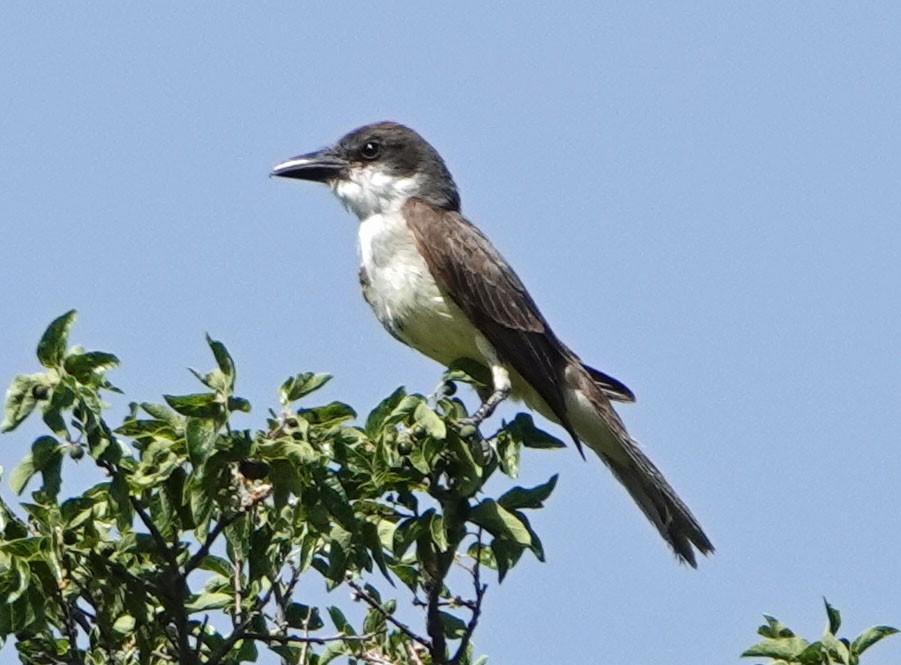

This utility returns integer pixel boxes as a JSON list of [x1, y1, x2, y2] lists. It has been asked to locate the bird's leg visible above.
[[459, 363, 511, 428]]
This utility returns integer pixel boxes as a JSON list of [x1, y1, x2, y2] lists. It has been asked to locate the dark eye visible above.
[[360, 140, 381, 160]]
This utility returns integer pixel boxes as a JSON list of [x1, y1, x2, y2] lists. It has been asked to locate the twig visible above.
[[450, 531, 487, 665], [242, 631, 377, 645], [184, 510, 245, 575], [347, 579, 432, 650], [56, 586, 84, 665], [129, 496, 179, 567], [206, 581, 278, 665], [193, 615, 210, 663]]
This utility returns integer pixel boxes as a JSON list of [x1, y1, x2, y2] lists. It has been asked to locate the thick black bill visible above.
[[270, 148, 347, 182]]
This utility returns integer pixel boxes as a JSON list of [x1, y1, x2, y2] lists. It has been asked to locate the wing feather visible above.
[[404, 198, 577, 435]]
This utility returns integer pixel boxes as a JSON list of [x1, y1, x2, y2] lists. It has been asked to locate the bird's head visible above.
[[272, 122, 460, 219]]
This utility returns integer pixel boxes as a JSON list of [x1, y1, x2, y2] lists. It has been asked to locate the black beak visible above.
[[270, 147, 348, 182]]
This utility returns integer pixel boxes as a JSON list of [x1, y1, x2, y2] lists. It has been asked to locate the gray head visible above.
[[271, 122, 460, 218]]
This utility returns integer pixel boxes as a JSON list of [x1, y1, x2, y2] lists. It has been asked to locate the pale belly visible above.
[[358, 212, 484, 368], [356, 211, 560, 423]]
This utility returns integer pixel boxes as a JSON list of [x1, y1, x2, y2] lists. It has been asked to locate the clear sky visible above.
[[2, 4, 900, 663]]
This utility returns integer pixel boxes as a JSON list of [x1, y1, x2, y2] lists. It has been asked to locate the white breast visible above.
[[357, 211, 482, 365]]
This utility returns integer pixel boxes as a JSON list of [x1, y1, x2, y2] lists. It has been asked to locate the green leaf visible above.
[[298, 401, 356, 426], [227, 397, 251, 413], [389, 562, 419, 593], [4, 558, 32, 605], [9, 436, 62, 496], [495, 429, 521, 478], [365, 386, 407, 436], [1, 373, 45, 432], [469, 499, 532, 547], [325, 525, 353, 583], [328, 606, 351, 634], [163, 392, 223, 418], [280, 372, 332, 404], [141, 401, 182, 426], [189, 367, 230, 393], [111, 614, 136, 635], [445, 431, 483, 497], [37, 310, 77, 369], [439, 611, 467, 639], [491, 538, 524, 582], [467, 538, 494, 564], [319, 640, 348, 665], [851, 626, 899, 656], [285, 603, 323, 630], [185, 592, 233, 612], [186, 418, 218, 468], [820, 632, 850, 665], [429, 512, 448, 552], [444, 358, 491, 389], [759, 614, 796, 638], [413, 402, 446, 440], [115, 418, 178, 440], [824, 597, 841, 635], [206, 334, 236, 391], [498, 475, 558, 511], [741, 637, 810, 660], [63, 351, 119, 383], [393, 516, 427, 558], [0, 537, 47, 559], [361, 521, 392, 581], [506, 413, 566, 449], [195, 554, 233, 579], [514, 510, 546, 561]]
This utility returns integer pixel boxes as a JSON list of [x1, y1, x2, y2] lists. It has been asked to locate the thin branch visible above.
[[192, 615, 210, 663], [184, 481, 272, 576], [129, 495, 180, 567], [450, 530, 487, 665], [206, 580, 278, 665], [184, 510, 246, 575], [347, 579, 432, 650], [242, 631, 377, 645], [55, 586, 84, 665]]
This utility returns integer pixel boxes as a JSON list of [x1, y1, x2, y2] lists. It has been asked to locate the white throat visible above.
[[330, 166, 424, 220]]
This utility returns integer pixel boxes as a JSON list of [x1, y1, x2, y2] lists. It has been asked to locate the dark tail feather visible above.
[[598, 441, 714, 567], [600, 441, 713, 568]]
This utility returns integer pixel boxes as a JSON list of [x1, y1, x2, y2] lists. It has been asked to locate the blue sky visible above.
[[2, 4, 900, 663]]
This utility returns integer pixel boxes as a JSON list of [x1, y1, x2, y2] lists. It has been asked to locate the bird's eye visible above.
[[360, 140, 381, 160]]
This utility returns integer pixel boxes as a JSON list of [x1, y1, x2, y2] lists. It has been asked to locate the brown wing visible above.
[[404, 198, 583, 439]]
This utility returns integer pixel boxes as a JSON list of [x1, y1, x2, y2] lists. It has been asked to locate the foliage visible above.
[[742, 599, 897, 665], [0, 311, 566, 665]]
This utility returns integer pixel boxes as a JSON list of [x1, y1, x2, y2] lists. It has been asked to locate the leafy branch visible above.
[[0, 311, 564, 664], [742, 599, 897, 665]]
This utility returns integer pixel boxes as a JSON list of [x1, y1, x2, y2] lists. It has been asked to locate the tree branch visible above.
[[206, 580, 278, 665], [450, 533, 487, 664], [242, 631, 377, 645], [184, 509, 246, 575], [347, 579, 432, 651]]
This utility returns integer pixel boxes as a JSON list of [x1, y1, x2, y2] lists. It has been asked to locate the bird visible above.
[[271, 122, 713, 566]]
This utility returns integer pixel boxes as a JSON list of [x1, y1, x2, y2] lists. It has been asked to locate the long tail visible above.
[[594, 438, 713, 567], [563, 364, 714, 567]]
